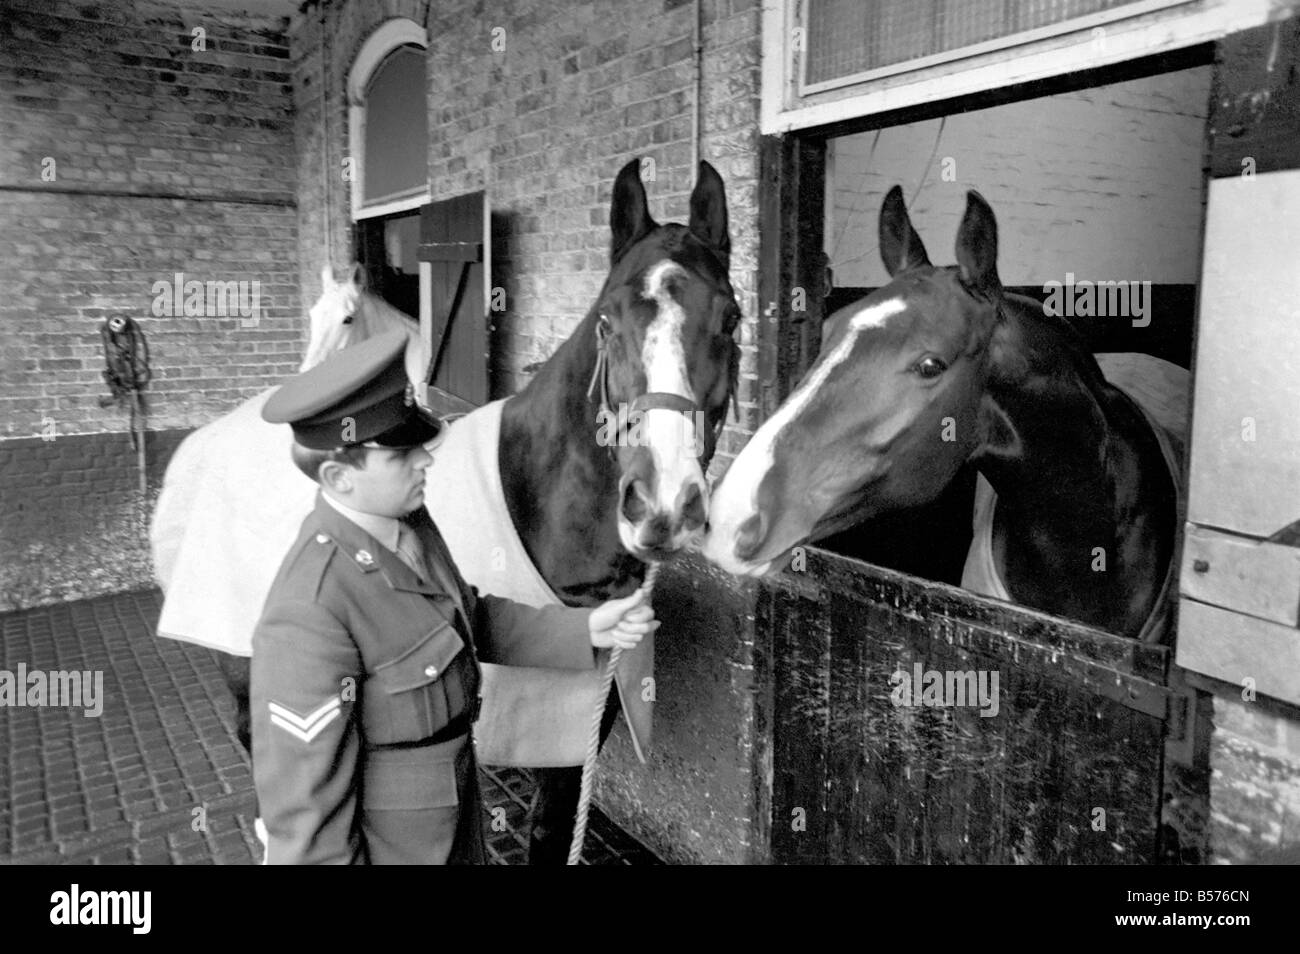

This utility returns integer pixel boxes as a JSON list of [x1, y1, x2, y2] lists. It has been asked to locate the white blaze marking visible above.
[[631, 261, 706, 537], [704, 297, 906, 573], [641, 261, 693, 407]]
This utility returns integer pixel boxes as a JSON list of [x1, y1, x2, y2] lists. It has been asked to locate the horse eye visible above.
[[722, 307, 741, 334], [915, 356, 947, 379], [598, 313, 612, 333]]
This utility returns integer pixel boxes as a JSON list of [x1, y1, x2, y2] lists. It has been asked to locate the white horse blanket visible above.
[[961, 353, 1189, 642], [425, 399, 653, 766], [152, 389, 315, 656]]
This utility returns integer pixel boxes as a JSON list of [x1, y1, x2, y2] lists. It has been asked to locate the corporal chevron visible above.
[[268, 697, 342, 743]]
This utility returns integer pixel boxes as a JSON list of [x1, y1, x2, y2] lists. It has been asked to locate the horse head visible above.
[[302, 264, 366, 371], [303, 263, 424, 386], [705, 186, 1014, 576], [591, 158, 740, 561]]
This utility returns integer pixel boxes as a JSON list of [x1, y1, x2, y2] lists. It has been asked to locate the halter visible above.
[[586, 314, 738, 460]]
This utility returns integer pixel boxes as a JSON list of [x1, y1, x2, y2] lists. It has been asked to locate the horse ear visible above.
[[689, 160, 730, 267], [347, 262, 366, 289], [610, 158, 657, 262], [955, 190, 1001, 294], [879, 186, 931, 276], [402, 328, 424, 391], [321, 265, 335, 288]]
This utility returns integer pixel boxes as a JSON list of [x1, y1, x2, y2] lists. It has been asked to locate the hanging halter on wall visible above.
[[99, 314, 151, 496]]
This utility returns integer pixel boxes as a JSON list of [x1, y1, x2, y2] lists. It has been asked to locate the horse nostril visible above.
[[621, 476, 650, 525], [636, 515, 672, 550], [734, 510, 768, 562], [680, 482, 706, 531]]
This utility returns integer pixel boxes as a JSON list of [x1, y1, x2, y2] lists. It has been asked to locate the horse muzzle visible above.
[[617, 466, 708, 559]]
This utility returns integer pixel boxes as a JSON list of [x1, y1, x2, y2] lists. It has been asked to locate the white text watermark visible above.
[[595, 404, 706, 458], [1042, 273, 1151, 327], [0, 665, 103, 717], [50, 885, 150, 934], [152, 272, 261, 325], [890, 662, 1000, 718]]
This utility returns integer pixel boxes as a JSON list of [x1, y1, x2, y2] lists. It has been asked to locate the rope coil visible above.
[[567, 561, 659, 865]]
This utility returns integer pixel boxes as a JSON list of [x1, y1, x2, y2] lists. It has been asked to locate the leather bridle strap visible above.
[[585, 316, 734, 458], [631, 392, 696, 415]]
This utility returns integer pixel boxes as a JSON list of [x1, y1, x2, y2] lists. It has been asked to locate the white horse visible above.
[[150, 265, 420, 657]]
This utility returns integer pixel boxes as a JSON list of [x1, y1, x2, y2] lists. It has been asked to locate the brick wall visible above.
[[290, 0, 763, 861], [0, 0, 302, 605], [0, 430, 190, 612], [1207, 695, 1300, 863]]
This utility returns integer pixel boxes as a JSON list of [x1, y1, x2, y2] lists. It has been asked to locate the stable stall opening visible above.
[[752, 46, 1215, 864], [810, 53, 1209, 637]]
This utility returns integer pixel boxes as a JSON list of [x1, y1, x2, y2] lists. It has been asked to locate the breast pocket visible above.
[[364, 622, 466, 745]]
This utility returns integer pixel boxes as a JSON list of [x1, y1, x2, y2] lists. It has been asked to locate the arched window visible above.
[[345, 19, 488, 414], [348, 18, 429, 219], [347, 19, 428, 323]]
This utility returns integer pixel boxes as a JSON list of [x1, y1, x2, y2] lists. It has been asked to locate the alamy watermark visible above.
[[595, 403, 707, 458], [0, 664, 103, 717], [890, 661, 1000, 718], [152, 271, 262, 325], [50, 884, 150, 934], [1042, 273, 1151, 328]]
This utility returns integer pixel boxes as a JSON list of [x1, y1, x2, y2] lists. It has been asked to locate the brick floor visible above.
[[0, 589, 659, 865]]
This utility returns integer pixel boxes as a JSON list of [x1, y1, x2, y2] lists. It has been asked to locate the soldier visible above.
[[252, 329, 656, 864]]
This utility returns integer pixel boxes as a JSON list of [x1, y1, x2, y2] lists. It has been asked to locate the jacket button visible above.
[[424, 664, 438, 678], [315, 534, 329, 544]]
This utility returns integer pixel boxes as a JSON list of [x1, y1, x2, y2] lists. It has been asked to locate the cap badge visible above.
[[403, 382, 415, 407], [355, 549, 374, 566]]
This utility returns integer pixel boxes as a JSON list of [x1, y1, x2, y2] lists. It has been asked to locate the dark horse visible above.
[[704, 186, 1178, 641], [495, 159, 738, 860], [502, 160, 739, 597]]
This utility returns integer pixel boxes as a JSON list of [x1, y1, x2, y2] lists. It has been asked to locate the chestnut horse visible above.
[[704, 186, 1180, 642]]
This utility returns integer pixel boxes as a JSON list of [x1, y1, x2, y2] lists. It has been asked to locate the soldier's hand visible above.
[[589, 587, 659, 650]]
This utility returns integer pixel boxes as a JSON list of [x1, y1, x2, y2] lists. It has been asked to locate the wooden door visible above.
[[760, 550, 1176, 864], [418, 190, 490, 414]]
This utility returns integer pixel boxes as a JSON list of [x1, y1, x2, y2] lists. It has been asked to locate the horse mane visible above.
[[1000, 289, 1110, 392]]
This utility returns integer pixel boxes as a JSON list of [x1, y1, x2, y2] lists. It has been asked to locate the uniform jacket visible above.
[[251, 491, 596, 865]]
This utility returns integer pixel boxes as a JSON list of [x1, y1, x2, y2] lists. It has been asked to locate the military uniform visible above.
[[252, 330, 597, 864]]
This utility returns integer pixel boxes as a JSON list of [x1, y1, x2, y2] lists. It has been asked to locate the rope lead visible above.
[[566, 561, 659, 865]]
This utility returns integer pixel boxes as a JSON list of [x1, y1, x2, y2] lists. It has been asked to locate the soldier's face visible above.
[[345, 445, 432, 517]]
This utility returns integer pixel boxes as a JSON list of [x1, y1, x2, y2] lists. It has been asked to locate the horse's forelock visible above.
[[611, 224, 730, 290], [664, 224, 730, 284]]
